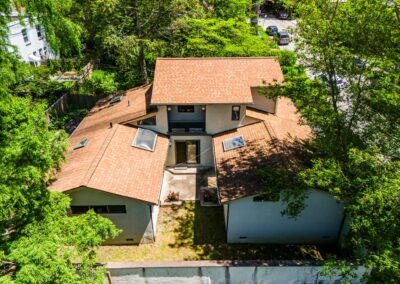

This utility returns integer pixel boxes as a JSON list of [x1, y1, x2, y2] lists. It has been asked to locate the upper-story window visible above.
[[36, 26, 43, 39], [231, 106, 241, 120], [178, 105, 195, 113], [21, 29, 30, 44], [138, 116, 156, 126]]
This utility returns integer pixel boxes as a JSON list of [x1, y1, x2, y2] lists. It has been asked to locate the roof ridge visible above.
[[211, 121, 265, 137], [81, 124, 120, 187]]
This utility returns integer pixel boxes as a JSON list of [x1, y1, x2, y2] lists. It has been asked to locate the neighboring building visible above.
[[50, 57, 344, 245], [7, 11, 56, 66]]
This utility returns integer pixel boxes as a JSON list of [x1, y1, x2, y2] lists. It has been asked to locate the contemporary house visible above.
[[7, 11, 56, 66], [50, 57, 345, 245]]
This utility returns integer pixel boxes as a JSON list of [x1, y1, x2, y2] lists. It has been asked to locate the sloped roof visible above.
[[213, 97, 312, 203], [151, 57, 285, 105], [49, 85, 168, 204]]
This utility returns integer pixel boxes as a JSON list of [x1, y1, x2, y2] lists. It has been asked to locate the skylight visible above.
[[73, 138, 88, 150], [132, 128, 158, 152], [110, 95, 122, 104], [222, 136, 245, 152]]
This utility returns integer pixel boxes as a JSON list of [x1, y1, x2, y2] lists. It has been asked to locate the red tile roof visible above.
[[213, 97, 312, 203], [151, 57, 285, 105], [49, 85, 168, 204]]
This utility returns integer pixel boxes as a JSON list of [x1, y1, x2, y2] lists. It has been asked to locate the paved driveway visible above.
[[258, 15, 297, 51]]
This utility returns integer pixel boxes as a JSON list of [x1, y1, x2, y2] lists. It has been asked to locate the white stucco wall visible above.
[[250, 88, 277, 113], [226, 190, 344, 244], [107, 263, 368, 284], [68, 187, 155, 245], [155, 106, 169, 134], [205, 104, 247, 134], [166, 135, 214, 167], [7, 17, 56, 64]]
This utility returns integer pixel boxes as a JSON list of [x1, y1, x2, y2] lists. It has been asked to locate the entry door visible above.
[[175, 141, 200, 165], [176, 141, 187, 164]]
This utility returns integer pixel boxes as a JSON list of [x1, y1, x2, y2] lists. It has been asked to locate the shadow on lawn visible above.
[[170, 202, 337, 261]]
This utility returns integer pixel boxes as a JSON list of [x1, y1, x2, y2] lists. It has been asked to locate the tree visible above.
[[0, 95, 119, 283], [267, 0, 400, 281], [0, 2, 120, 282]]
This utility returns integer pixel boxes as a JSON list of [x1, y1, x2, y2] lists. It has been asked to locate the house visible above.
[[7, 11, 56, 66], [50, 57, 344, 245]]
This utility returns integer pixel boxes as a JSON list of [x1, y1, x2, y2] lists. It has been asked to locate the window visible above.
[[231, 106, 241, 120], [70, 205, 126, 214], [70, 206, 89, 214], [21, 28, 29, 44], [108, 205, 127, 213], [36, 26, 43, 39], [253, 194, 279, 202], [73, 138, 88, 150], [132, 128, 158, 152], [110, 95, 122, 104], [178, 105, 195, 112], [222, 136, 245, 152], [138, 116, 156, 126]]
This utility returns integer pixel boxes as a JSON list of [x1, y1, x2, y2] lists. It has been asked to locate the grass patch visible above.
[[98, 201, 336, 262]]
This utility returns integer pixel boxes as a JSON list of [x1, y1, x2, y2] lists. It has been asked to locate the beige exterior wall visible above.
[[250, 88, 277, 113], [68, 187, 155, 245], [205, 104, 247, 134], [155, 106, 169, 134], [166, 135, 214, 167]]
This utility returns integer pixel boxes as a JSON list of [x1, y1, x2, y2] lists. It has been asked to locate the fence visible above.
[[105, 261, 368, 284]]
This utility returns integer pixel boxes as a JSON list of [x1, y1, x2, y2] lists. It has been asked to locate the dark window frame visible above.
[[138, 116, 156, 126], [70, 205, 127, 215], [178, 105, 195, 113], [253, 194, 279, 202], [231, 105, 241, 121], [21, 28, 29, 43]]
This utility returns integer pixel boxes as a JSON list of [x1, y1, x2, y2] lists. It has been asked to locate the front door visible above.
[[175, 141, 200, 165]]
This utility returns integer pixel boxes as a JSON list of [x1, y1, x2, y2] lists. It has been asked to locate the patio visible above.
[[98, 202, 338, 262], [160, 167, 217, 203]]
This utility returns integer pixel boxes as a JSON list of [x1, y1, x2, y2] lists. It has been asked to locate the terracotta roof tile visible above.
[[49, 85, 168, 204], [151, 57, 284, 105], [213, 97, 312, 203]]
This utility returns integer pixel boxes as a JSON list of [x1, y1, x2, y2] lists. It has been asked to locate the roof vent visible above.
[[73, 138, 88, 150], [132, 128, 158, 152], [222, 136, 245, 152]]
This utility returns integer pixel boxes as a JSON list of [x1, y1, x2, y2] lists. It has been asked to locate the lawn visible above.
[[97, 202, 337, 262]]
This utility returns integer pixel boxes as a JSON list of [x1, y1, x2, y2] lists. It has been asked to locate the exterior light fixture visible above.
[[167, 106, 172, 111], [201, 106, 206, 111]]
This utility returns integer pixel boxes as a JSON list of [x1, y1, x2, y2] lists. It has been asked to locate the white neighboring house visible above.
[[7, 11, 56, 66]]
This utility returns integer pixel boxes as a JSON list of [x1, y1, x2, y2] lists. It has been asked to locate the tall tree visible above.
[[265, 0, 400, 281], [0, 2, 120, 283]]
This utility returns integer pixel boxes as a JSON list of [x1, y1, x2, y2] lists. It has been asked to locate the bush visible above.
[[78, 70, 119, 97]]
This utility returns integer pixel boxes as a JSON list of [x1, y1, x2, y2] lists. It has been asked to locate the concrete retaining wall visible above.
[[106, 261, 367, 284]]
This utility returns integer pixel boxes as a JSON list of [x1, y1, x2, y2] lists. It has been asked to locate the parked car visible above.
[[274, 32, 291, 45], [353, 58, 366, 68], [277, 10, 289, 19], [266, 25, 278, 36]]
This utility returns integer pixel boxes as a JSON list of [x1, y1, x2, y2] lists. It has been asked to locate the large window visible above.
[[138, 116, 156, 126], [21, 29, 29, 44], [70, 205, 127, 214], [231, 106, 241, 120], [178, 105, 195, 113], [253, 194, 279, 202]]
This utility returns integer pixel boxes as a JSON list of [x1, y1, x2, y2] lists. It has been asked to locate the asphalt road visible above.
[[258, 15, 297, 51]]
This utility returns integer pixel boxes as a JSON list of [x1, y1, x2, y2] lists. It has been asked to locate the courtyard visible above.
[[98, 202, 337, 262]]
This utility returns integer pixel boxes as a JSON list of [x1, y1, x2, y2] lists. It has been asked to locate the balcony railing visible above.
[[168, 121, 205, 134]]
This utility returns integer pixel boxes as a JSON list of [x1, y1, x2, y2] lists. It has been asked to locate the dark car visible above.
[[275, 32, 291, 45], [266, 25, 278, 36], [277, 10, 289, 19]]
